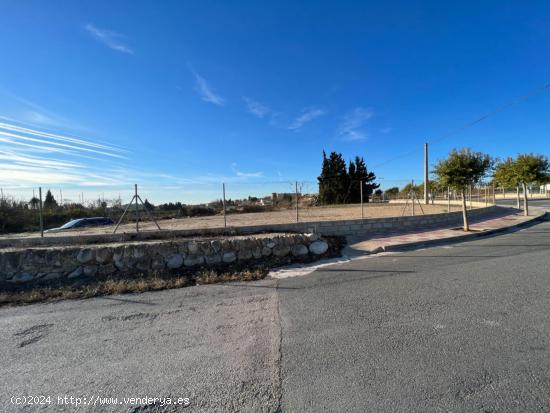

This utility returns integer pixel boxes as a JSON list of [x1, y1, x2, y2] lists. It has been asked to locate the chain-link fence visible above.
[[4, 177, 539, 237]]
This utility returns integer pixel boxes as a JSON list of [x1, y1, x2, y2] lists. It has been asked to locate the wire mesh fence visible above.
[[0, 179, 547, 236]]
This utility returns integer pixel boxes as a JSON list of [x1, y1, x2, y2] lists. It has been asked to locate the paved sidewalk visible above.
[[347, 209, 546, 255]]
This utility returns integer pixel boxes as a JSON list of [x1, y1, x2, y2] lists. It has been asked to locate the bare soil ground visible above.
[[2, 203, 450, 240]]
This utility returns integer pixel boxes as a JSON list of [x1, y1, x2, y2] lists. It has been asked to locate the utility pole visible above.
[[424, 142, 429, 205]]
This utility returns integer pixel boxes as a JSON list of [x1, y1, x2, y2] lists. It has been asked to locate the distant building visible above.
[[272, 192, 301, 201]]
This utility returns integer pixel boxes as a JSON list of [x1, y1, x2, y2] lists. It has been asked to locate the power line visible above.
[[372, 81, 550, 168]]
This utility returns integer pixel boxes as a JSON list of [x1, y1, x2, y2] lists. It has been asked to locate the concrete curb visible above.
[[356, 211, 548, 255]]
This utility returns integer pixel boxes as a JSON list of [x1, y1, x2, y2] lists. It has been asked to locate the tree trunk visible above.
[[522, 182, 529, 216], [461, 189, 469, 231], [516, 186, 520, 209]]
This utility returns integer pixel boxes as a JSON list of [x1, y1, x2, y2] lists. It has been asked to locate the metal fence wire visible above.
[[0, 179, 547, 236]]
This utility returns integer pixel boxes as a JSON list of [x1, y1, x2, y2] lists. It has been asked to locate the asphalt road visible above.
[[496, 197, 550, 209], [1, 215, 550, 412]]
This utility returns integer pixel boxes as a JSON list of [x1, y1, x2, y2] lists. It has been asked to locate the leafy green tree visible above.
[[43, 190, 57, 209], [29, 196, 40, 209], [494, 157, 521, 209], [433, 148, 493, 231], [384, 187, 399, 198], [427, 178, 445, 203], [400, 182, 422, 197], [513, 154, 550, 216]]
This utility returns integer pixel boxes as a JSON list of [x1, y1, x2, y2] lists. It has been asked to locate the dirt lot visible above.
[[2, 202, 450, 240]]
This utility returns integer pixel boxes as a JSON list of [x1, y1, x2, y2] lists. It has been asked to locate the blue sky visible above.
[[1, 1, 550, 203]]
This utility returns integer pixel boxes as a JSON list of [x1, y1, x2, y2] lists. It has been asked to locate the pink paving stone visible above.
[[348, 210, 541, 254]]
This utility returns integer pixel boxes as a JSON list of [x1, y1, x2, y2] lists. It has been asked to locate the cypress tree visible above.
[[43, 190, 57, 209]]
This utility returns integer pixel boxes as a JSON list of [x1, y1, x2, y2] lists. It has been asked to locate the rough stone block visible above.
[[9, 272, 34, 283], [272, 245, 291, 257], [309, 241, 329, 255], [83, 265, 98, 277], [184, 255, 204, 267], [222, 251, 237, 263], [95, 248, 113, 264], [166, 254, 184, 269], [68, 267, 83, 279], [187, 241, 199, 254], [205, 254, 222, 265], [291, 244, 308, 256], [238, 249, 253, 260], [76, 248, 95, 264]]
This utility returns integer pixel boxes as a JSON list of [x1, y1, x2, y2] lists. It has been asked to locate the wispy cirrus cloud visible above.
[[0, 119, 130, 188], [231, 162, 263, 178], [84, 23, 134, 55], [243, 97, 271, 118], [192, 72, 225, 106], [288, 108, 325, 130], [338, 107, 374, 141]]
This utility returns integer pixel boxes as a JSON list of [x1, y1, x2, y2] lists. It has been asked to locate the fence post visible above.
[[295, 181, 299, 223], [447, 187, 451, 212], [39, 187, 44, 238], [360, 180, 364, 220], [135, 184, 139, 233], [411, 180, 415, 216], [493, 182, 496, 205], [222, 183, 227, 228]]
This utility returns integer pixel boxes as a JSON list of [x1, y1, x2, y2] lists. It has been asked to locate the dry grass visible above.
[[195, 268, 268, 285], [4, 203, 450, 240], [0, 268, 269, 307]]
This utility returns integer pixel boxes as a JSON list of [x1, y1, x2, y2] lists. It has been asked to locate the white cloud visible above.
[[0, 120, 131, 188], [193, 72, 225, 106], [0, 130, 126, 159], [84, 23, 134, 54], [231, 162, 263, 178], [338, 107, 374, 141], [288, 108, 325, 130], [243, 97, 271, 118], [236, 171, 263, 178]]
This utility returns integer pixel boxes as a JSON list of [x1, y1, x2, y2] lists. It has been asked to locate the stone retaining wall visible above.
[[1, 233, 332, 284]]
